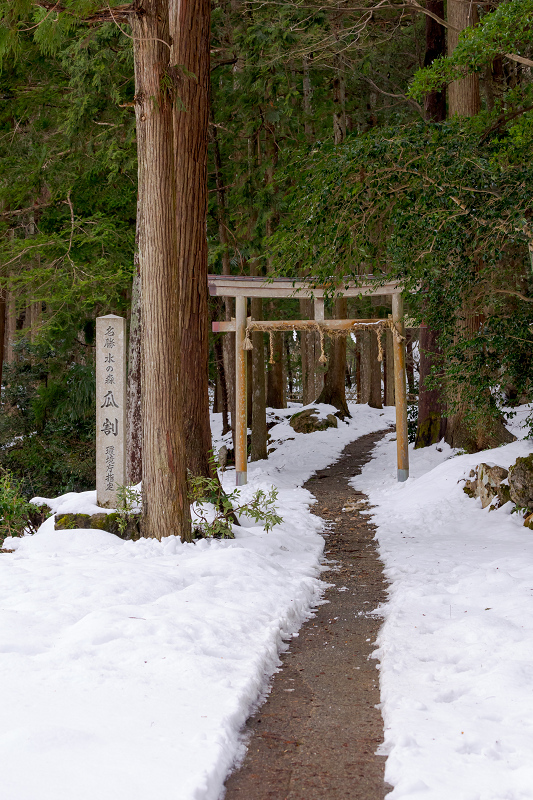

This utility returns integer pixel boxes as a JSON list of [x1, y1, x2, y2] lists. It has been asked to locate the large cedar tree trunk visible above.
[[444, 0, 512, 452], [415, 0, 448, 446], [169, 0, 215, 479], [316, 298, 350, 417], [447, 0, 480, 117], [126, 222, 142, 485], [132, 0, 190, 541]]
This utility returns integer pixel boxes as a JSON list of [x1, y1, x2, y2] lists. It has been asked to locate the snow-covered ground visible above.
[[353, 406, 533, 800], [2, 401, 533, 800], [0, 402, 393, 800]]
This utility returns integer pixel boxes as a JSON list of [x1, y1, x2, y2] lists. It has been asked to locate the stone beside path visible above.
[[223, 429, 393, 800]]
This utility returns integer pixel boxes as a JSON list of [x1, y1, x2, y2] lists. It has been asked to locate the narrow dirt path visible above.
[[223, 429, 393, 800]]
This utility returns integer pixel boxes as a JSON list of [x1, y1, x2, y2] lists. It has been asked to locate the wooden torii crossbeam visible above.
[[209, 275, 409, 486]]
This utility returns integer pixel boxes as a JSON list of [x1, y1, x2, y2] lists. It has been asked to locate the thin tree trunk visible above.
[[4, 288, 15, 364], [0, 289, 6, 390], [316, 297, 350, 417], [384, 329, 395, 406], [303, 55, 314, 141], [406, 332, 415, 396], [132, 0, 190, 541], [368, 326, 383, 409], [359, 330, 370, 404], [333, 53, 346, 145], [169, 0, 215, 481], [126, 216, 142, 486], [355, 346, 362, 402], [209, 95, 235, 426], [213, 334, 230, 434], [300, 298, 316, 404], [415, 325, 447, 447], [424, 0, 446, 121], [264, 123, 285, 409], [266, 313, 285, 408], [286, 335, 294, 399], [250, 295, 268, 461]]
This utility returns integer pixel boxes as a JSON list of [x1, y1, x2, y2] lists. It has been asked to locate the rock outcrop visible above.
[[289, 408, 338, 434], [463, 463, 510, 509], [508, 454, 533, 509]]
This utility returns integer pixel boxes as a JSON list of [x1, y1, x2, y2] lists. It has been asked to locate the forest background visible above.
[[0, 0, 532, 511]]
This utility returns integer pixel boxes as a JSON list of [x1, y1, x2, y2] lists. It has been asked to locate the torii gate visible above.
[[209, 275, 409, 486]]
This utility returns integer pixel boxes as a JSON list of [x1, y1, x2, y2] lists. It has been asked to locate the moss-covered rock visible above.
[[55, 513, 92, 530], [55, 511, 141, 540]]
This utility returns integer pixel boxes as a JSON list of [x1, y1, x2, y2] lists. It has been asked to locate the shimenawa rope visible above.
[[242, 319, 405, 365]]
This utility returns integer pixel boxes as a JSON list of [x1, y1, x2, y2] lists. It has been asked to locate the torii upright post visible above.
[[235, 295, 248, 485], [392, 293, 409, 481]]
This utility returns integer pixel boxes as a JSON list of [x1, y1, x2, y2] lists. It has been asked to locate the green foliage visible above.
[[411, 0, 533, 99], [0, 347, 96, 497], [0, 468, 49, 543], [189, 456, 282, 539], [115, 484, 141, 536], [267, 114, 533, 431]]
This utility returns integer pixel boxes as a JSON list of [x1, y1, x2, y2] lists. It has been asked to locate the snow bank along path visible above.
[[0, 403, 394, 800], [354, 411, 533, 800]]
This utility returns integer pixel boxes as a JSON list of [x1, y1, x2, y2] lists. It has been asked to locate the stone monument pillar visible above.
[[96, 314, 126, 507]]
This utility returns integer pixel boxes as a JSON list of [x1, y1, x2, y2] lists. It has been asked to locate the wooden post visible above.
[[235, 295, 248, 485], [392, 294, 409, 482], [96, 314, 126, 506]]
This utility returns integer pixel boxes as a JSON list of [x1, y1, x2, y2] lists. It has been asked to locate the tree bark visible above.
[[303, 55, 314, 141], [0, 289, 6, 390], [368, 325, 383, 409], [359, 330, 370, 404], [316, 297, 350, 417], [250, 295, 268, 461], [300, 298, 316, 404], [213, 334, 230, 433], [169, 0, 215, 480], [4, 288, 15, 364], [415, 325, 447, 448], [447, 0, 480, 117], [209, 95, 235, 428], [384, 329, 395, 406], [424, 0, 446, 121], [266, 311, 285, 408], [126, 218, 142, 486], [406, 332, 415, 396], [132, 0, 190, 541], [416, 0, 448, 446]]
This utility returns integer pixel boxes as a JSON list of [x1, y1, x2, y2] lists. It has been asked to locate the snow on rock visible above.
[[353, 415, 533, 800], [0, 403, 393, 800]]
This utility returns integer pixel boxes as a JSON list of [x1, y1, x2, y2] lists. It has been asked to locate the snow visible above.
[[0, 402, 393, 800], [352, 405, 533, 800], [4, 398, 533, 799]]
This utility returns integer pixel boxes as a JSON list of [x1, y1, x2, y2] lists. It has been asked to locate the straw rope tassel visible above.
[[243, 327, 253, 350], [269, 331, 275, 364], [318, 327, 327, 364]]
